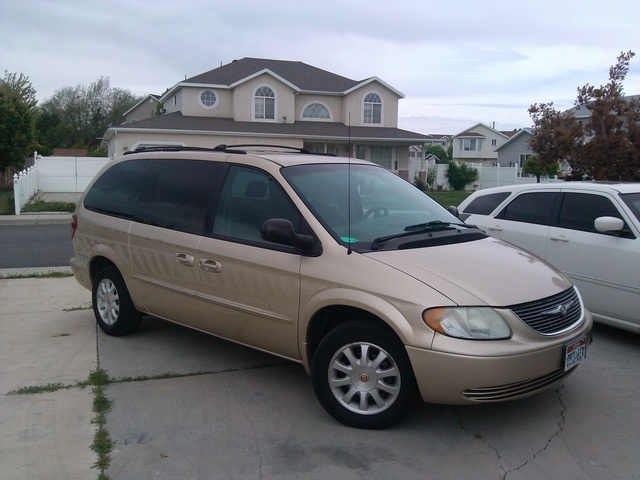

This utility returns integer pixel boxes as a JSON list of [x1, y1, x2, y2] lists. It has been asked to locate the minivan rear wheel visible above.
[[92, 266, 142, 336], [311, 320, 416, 429]]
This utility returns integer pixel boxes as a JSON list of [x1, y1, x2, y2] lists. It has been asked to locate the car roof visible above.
[[470, 181, 640, 196]]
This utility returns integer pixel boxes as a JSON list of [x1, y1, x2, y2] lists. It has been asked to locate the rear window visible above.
[[463, 191, 511, 215], [84, 160, 151, 219]]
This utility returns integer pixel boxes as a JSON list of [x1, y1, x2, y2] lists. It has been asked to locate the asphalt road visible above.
[[0, 224, 74, 268]]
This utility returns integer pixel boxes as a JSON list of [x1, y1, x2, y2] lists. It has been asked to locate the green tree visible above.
[[522, 154, 559, 182], [425, 144, 449, 163], [0, 79, 36, 173], [1, 71, 37, 108], [446, 162, 479, 190], [36, 76, 141, 154]]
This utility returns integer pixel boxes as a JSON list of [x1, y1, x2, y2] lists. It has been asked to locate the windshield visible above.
[[282, 163, 469, 249], [621, 193, 640, 223]]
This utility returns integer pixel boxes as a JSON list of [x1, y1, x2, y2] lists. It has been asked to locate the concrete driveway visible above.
[[1, 276, 639, 480]]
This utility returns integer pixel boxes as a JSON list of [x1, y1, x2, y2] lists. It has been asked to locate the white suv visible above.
[[458, 182, 640, 334], [71, 145, 593, 429]]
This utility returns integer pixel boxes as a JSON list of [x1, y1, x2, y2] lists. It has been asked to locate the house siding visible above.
[[496, 132, 533, 167]]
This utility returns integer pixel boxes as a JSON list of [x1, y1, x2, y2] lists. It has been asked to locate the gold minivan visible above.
[[71, 145, 592, 429]]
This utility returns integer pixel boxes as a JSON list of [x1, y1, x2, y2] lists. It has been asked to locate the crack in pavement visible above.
[[458, 384, 567, 480]]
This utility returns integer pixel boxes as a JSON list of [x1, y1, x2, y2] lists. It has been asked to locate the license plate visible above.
[[563, 336, 587, 371]]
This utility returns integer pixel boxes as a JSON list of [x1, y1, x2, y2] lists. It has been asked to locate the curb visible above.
[[0, 213, 73, 225]]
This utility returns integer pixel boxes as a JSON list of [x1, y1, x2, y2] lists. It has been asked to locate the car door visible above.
[[483, 190, 561, 258], [129, 159, 225, 324], [545, 191, 640, 327], [193, 165, 306, 360]]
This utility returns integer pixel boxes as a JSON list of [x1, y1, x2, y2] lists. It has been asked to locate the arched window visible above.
[[254, 86, 275, 120], [302, 103, 331, 120], [363, 93, 382, 124]]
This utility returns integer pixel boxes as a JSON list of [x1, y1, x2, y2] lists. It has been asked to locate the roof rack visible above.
[[123, 144, 337, 156], [213, 144, 336, 156], [124, 146, 220, 155]]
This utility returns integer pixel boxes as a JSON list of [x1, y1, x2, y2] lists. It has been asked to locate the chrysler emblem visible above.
[[542, 300, 574, 317]]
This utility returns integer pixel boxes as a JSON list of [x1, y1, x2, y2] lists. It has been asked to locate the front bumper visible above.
[[407, 326, 592, 405]]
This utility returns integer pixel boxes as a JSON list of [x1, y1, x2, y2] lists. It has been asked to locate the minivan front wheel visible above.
[[92, 266, 141, 336], [312, 321, 415, 429]]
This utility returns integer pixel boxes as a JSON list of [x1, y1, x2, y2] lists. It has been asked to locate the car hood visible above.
[[364, 236, 573, 307]]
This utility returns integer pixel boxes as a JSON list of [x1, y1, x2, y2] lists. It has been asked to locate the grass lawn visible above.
[[425, 190, 473, 208]]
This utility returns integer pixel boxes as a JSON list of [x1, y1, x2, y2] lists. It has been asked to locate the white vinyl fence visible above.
[[409, 159, 563, 191], [13, 153, 111, 214]]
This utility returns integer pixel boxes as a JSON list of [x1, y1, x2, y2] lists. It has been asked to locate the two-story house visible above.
[[451, 123, 515, 165], [104, 57, 431, 179]]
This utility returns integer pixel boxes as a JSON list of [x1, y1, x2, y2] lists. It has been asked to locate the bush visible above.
[[446, 162, 479, 191]]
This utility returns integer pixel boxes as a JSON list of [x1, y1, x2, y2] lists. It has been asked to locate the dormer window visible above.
[[363, 93, 382, 124], [254, 86, 275, 120], [199, 90, 218, 109], [302, 103, 331, 120]]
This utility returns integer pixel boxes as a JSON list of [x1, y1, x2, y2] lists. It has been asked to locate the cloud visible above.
[[1, 0, 638, 134]]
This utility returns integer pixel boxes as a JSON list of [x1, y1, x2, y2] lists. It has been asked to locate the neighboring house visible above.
[[104, 57, 431, 179], [494, 128, 534, 167], [423, 134, 452, 149], [452, 123, 515, 165], [123, 94, 161, 123]]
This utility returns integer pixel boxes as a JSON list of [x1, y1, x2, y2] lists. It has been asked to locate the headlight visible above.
[[423, 307, 512, 340]]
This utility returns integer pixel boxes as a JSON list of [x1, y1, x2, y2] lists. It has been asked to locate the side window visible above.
[[558, 193, 624, 233], [212, 166, 303, 248], [84, 159, 151, 219], [497, 192, 559, 226], [135, 160, 224, 235], [463, 192, 511, 215]]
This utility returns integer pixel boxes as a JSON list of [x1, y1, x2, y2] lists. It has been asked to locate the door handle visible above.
[[488, 225, 503, 232], [175, 253, 195, 266], [550, 235, 570, 242], [199, 258, 222, 273]]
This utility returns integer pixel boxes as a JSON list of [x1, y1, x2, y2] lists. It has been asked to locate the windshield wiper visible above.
[[404, 220, 467, 231], [371, 221, 469, 250]]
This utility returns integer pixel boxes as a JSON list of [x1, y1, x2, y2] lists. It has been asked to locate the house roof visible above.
[[453, 122, 512, 139], [105, 112, 430, 143], [163, 57, 404, 100]]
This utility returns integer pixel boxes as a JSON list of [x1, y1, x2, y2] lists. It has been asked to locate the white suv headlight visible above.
[[423, 307, 512, 340]]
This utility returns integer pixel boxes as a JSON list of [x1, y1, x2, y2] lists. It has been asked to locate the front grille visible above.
[[463, 368, 574, 402], [509, 287, 583, 335]]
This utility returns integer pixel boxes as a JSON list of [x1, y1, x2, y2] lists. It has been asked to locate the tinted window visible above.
[[463, 192, 511, 215], [558, 193, 623, 233], [497, 192, 559, 225], [212, 166, 304, 248], [135, 160, 224, 235], [84, 160, 151, 219], [621, 193, 640, 223]]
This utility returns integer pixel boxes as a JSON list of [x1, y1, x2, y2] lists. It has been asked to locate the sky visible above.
[[1, 0, 639, 135]]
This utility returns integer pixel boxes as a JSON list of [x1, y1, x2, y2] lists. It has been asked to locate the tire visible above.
[[311, 320, 416, 429], [92, 266, 142, 336]]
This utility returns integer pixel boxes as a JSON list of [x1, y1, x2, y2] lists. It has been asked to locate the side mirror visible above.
[[594, 216, 624, 233], [261, 218, 318, 252], [447, 205, 460, 218]]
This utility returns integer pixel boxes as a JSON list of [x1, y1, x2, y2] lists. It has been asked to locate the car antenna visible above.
[[347, 113, 352, 255]]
